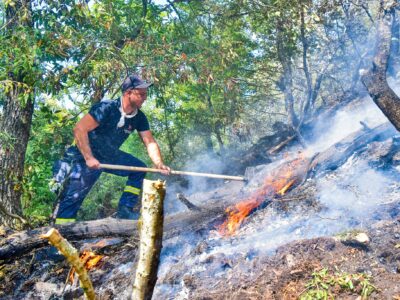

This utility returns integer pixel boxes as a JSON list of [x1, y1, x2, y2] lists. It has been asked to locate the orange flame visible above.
[[81, 251, 103, 269], [218, 156, 308, 236], [277, 179, 296, 196], [68, 251, 103, 283]]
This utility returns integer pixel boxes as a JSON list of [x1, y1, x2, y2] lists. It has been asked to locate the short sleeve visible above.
[[89, 101, 112, 125], [136, 111, 150, 132]]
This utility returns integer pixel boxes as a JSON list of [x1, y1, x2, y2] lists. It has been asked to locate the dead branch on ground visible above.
[[177, 193, 202, 211]]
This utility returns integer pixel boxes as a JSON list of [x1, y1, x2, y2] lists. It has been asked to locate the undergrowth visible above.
[[300, 268, 377, 300]]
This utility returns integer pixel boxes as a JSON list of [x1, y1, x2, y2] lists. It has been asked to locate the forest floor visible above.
[[2, 215, 398, 299], [186, 219, 400, 299], [1, 174, 399, 300]]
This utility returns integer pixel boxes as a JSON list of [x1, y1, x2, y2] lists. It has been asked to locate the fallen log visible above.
[[0, 218, 138, 262], [268, 135, 296, 155], [0, 205, 225, 262], [309, 122, 396, 174], [132, 180, 165, 300]]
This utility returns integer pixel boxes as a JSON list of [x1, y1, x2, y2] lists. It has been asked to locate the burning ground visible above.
[[1, 99, 400, 299]]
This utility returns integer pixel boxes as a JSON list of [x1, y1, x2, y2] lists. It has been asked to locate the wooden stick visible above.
[[268, 135, 296, 155], [132, 179, 166, 300], [99, 163, 246, 181], [41, 228, 96, 300]]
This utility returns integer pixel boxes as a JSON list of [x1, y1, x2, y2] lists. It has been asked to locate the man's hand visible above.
[[139, 130, 171, 175], [155, 162, 171, 175], [86, 157, 100, 169]]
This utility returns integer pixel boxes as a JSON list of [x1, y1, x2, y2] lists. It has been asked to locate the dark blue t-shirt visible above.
[[66, 98, 149, 161]]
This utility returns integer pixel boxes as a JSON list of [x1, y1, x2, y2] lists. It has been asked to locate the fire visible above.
[[277, 179, 296, 196], [221, 197, 264, 235], [81, 251, 103, 269], [68, 251, 103, 283], [218, 155, 308, 236]]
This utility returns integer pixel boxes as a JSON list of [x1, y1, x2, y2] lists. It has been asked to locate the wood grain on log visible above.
[[132, 180, 165, 300]]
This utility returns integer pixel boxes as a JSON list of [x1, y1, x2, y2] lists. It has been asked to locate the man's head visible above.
[[122, 74, 152, 93], [122, 74, 153, 109]]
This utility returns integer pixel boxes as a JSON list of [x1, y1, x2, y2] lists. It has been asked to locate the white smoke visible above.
[[308, 99, 388, 155], [153, 96, 400, 298], [163, 151, 228, 214]]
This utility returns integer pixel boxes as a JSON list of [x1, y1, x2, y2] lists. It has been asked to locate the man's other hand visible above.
[[156, 163, 171, 175], [86, 157, 100, 169]]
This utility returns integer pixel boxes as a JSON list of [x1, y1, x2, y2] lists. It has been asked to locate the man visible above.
[[52, 74, 170, 224]]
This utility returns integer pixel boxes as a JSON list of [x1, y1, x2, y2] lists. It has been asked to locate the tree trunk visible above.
[[388, 7, 399, 76], [0, 88, 34, 229], [361, 4, 400, 132], [276, 19, 299, 130], [300, 6, 313, 121], [132, 180, 165, 300], [206, 83, 225, 154], [0, 0, 34, 229]]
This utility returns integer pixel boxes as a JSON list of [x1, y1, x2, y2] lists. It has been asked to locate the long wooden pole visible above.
[[132, 179, 166, 300], [99, 163, 246, 181]]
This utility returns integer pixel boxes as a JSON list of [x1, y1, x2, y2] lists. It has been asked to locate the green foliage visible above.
[[22, 98, 75, 220], [300, 268, 377, 300]]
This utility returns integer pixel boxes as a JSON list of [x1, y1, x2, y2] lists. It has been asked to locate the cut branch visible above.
[[41, 228, 96, 300]]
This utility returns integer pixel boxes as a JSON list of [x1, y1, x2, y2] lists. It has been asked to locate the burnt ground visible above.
[[1, 175, 399, 299], [2, 215, 398, 299], [183, 219, 400, 299]]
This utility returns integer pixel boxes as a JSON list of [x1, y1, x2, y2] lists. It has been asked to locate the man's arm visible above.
[[138, 130, 171, 175], [73, 114, 100, 169]]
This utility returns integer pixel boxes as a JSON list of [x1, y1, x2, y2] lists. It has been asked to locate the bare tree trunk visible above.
[[206, 83, 225, 154], [0, 1, 34, 229], [276, 19, 299, 130], [132, 180, 165, 300], [0, 88, 33, 228], [300, 6, 313, 121], [361, 4, 400, 132], [388, 8, 400, 76]]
